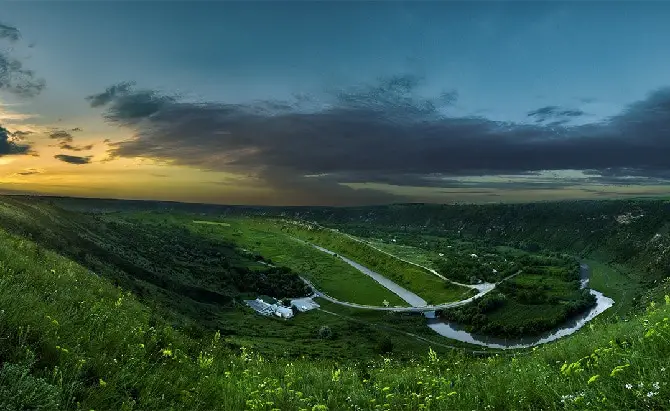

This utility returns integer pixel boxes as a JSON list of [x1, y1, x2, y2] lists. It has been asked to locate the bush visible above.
[[375, 337, 394, 354], [317, 325, 333, 339], [0, 361, 61, 411]]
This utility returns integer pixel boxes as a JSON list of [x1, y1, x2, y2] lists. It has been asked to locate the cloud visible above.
[[1, 124, 32, 155], [0, 22, 20, 42], [47, 128, 92, 151], [0, 21, 45, 97], [49, 130, 74, 143], [58, 142, 94, 151], [54, 154, 93, 165], [10, 129, 33, 139], [13, 167, 43, 176], [87, 76, 670, 203], [527, 105, 586, 123]]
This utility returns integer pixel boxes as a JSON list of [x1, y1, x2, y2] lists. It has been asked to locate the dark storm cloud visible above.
[[314, 171, 579, 191], [54, 154, 93, 165], [0, 21, 45, 97], [87, 75, 670, 202], [0, 23, 20, 42], [0, 124, 32, 155], [526, 105, 586, 123]]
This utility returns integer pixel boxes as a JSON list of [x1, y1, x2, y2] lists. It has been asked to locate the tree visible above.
[[317, 326, 333, 340], [376, 337, 394, 354]]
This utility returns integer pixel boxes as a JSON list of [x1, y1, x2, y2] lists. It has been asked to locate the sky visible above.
[[2, 1, 670, 206]]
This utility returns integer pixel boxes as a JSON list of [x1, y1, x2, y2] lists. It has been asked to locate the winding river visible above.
[[308, 243, 615, 349]]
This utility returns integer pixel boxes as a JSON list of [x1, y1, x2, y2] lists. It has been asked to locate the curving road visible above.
[[302, 276, 497, 312], [300, 239, 520, 312], [334, 230, 496, 293]]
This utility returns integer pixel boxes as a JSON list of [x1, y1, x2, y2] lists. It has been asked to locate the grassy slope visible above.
[[1, 225, 669, 409], [367, 240, 442, 272], [282, 223, 474, 305], [0, 199, 468, 361], [185, 216, 408, 307]]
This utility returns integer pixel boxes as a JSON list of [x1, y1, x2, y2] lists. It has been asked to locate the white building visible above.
[[290, 297, 320, 312], [274, 306, 294, 318], [245, 298, 294, 319]]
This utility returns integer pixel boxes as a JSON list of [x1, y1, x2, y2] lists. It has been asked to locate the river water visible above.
[[425, 288, 614, 349], [310, 243, 615, 349]]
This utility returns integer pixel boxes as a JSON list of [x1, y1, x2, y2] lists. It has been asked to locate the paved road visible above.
[[301, 270, 519, 313], [336, 230, 494, 293], [291, 228, 519, 312]]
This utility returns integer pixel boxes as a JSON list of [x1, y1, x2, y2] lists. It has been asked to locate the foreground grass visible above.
[[1, 226, 670, 410]]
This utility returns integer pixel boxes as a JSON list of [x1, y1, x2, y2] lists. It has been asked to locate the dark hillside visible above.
[[0, 196, 309, 332]]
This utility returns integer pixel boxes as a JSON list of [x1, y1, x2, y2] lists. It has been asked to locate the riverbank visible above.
[[305, 242, 614, 349]]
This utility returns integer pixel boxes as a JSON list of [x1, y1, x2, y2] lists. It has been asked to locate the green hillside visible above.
[[0, 196, 669, 409]]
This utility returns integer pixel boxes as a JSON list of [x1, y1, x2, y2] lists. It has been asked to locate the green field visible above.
[[188, 217, 408, 307], [281, 222, 476, 305], [367, 240, 442, 271]]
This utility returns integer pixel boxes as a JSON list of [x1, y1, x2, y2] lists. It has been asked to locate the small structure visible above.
[[245, 298, 295, 319], [470, 253, 478, 258], [290, 297, 320, 312], [274, 306, 294, 318], [438, 253, 444, 257], [246, 296, 321, 318]]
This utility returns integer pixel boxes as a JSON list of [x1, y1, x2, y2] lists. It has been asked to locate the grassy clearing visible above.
[[283, 223, 475, 305], [367, 240, 440, 270], [188, 217, 408, 307], [1, 224, 669, 409]]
